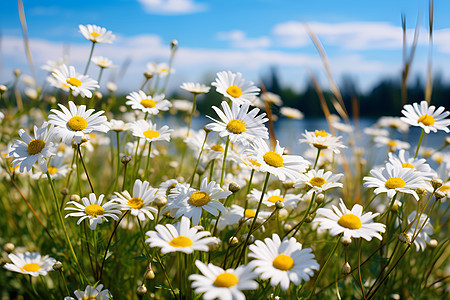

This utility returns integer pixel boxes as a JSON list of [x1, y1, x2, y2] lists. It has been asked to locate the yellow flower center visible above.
[[243, 209, 256, 218], [337, 214, 362, 229], [27, 139, 46, 155], [309, 176, 327, 187], [402, 162, 416, 170], [67, 116, 88, 131], [47, 167, 58, 175], [387, 140, 397, 147], [272, 254, 294, 271], [21, 263, 41, 272], [226, 119, 246, 134], [248, 159, 261, 167], [159, 68, 168, 73], [268, 196, 284, 203], [226, 85, 242, 98], [385, 177, 406, 189], [66, 77, 81, 87], [168, 236, 193, 247], [263, 151, 283, 167], [189, 191, 210, 207], [312, 142, 328, 149], [128, 197, 144, 209], [438, 185, 449, 193], [417, 114, 435, 126], [83, 297, 97, 300], [140, 99, 157, 108], [211, 144, 225, 152], [143, 130, 160, 140], [84, 204, 105, 217], [213, 272, 239, 288], [90, 32, 101, 37], [314, 130, 329, 137]]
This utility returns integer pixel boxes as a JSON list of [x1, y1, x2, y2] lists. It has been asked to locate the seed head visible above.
[[136, 284, 147, 296]]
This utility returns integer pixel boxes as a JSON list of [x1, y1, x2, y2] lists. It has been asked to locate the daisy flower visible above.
[[363, 162, 426, 200], [126, 91, 171, 115], [248, 139, 309, 181], [314, 199, 386, 241], [146, 216, 215, 254], [146, 62, 174, 77], [91, 56, 115, 69], [376, 116, 409, 133], [261, 92, 283, 106], [294, 169, 343, 195], [107, 119, 131, 132], [49, 101, 109, 144], [9, 122, 56, 173], [79, 24, 115, 43], [280, 107, 304, 119], [388, 149, 436, 180], [31, 153, 70, 180], [113, 179, 158, 221], [180, 82, 210, 94], [130, 119, 173, 143], [248, 234, 319, 291], [212, 70, 260, 105], [249, 189, 300, 208], [399, 211, 433, 251], [206, 101, 268, 146], [65, 284, 112, 300], [214, 204, 271, 230], [52, 64, 99, 98], [189, 260, 258, 300], [163, 177, 231, 225], [65, 193, 121, 230], [4, 252, 56, 277], [400, 100, 450, 133], [299, 130, 346, 154], [374, 136, 410, 152]]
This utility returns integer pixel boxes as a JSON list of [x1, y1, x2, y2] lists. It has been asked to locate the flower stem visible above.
[[190, 130, 209, 186], [414, 129, 425, 159], [313, 148, 322, 169], [77, 144, 95, 193], [84, 42, 96, 75], [220, 136, 230, 187], [186, 93, 197, 137], [114, 131, 121, 191], [243, 169, 255, 211], [358, 239, 367, 299], [284, 192, 316, 239], [144, 141, 153, 179]]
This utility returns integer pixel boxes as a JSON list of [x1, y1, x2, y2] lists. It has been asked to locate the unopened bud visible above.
[[197, 167, 205, 175], [229, 182, 241, 193], [445, 137, 450, 145], [136, 284, 147, 296], [416, 187, 427, 197], [340, 236, 352, 246], [3, 243, 15, 253], [283, 149, 290, 155], [229, 236, 239, 246], [154, 196, 167, 208], [341, 262, 351, 275], [70, 194, 81, 202], [61, 188, 69, 196], [431, 178, 443, 190], [275, 200, 284, 209], [0, 85, 7, 94], [282, 181, 295, 190], [429, 239, 438, 248], [170, 39, 178, 49], [145, 267, 155, 280], [144, 72, 153, 79], [305, 214, 314, 223], [240, 233, 255, 245], [176, 176, 185, 183], [52, 261, 63, 271], [283, 223, 293, 232], [193, 225, 204, 232], [208, 238, 221, 252], [435, 190, 445, 200], [315, 193, 325, 205], [203, 126, 212, 134], [121, 155, 132, 165], [93, 91, 102, 100], [278, 208, 288, 219], [14, 69, 21, 77]]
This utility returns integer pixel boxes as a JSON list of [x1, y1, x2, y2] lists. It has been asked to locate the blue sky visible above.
[[1, 0, 449, 94]]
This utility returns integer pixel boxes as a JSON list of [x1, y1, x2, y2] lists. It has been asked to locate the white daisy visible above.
[[64, 284, 112, 300], [49, 101, 109, 144], [9, 122, 56, 173], [189, 260, 258, 300], [205, 101, 269, 146], [79, 24, 115, 43], [65, 193, 121, 230], [91, 56, 115, 69], [130, 119, 172, 143], [294, 169, 343, 195], [388, 149, 437, 180], [146, 216, 215, 254], [280, 107, 304, 119], [374, 136, 410, 152], [399, 211, 433, 251], [52, 64, 99, 98], [212, 71, 260, 105], [400, 100, 450, 133], [3, 251, 56, 277], [146, 62, 173, 77], [125, 91, 171, 115], [163, 177, 231, 225], [299, 130, 346, 154], [113, 179, 158, 221], [31, 153, 70, 180], [261, 92, 283, 106], [363, 127, 389, 137], [248, 139, 309, 181], [314, 199, 386, 241], [180, 82, 210, 94], [215, 204, 272, 230], [249, 189, 300, 208], [107, 119, 131, 132], [248, 234, 319, 291], [376, 116, 409, 133], [363, 162, 426, 200]]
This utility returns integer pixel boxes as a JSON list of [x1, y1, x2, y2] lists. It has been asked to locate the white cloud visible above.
[[216, 30, 271, 48], [137, 0, 207, 15]]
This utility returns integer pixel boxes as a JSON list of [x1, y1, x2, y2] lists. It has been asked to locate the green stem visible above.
[[144, 141, 153, 179], [313, 148, 322, 169], [84, 42, 96, 75], [414, 129, 425, 159], [190, 131, 209, 186], [284, 192, 316, 239], [114, 131, 121, 191], [77, 145, 95, 193], [244, 169, 255, 211], [220, 136, 230, 186], [358, 239, 367, 299], [186, 93, 197, 137]]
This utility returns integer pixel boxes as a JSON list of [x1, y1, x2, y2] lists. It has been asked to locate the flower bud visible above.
[[315, 193, 325, 205], [154, 196, 167, 208], [93, 91, 103, 100], [0, 85, 7, 94], [431, 178, 443, 190], [3, 243, 15, 253], [145, 269, 155, 280], [305, 214, 314, 223], [391, 200, 402, 212], [193, 225, 204, 232], [70, 194, 81, 202], [229, 182, 241, 193], [229, 236, 239, 246], [429, 239, 438, 248], [136, 284, 147, 296], [197, 167, 205, 175], [203, 125, 212, 134], [144, 72, 153, 79], [445, 137, 450, 145], [340, 236, 352, 246], [121, 155, 132, 165], [61, 188, 69, 196], [283, 223, 293, 232], [275, 200, 284, 209], [52, 261, 63, 271], [14, 69, 21, 77], [416, 187, 427, 197], [341, 262, 351, 275], [435, 190, 445, 200], [240, 233, 255, 245], [170, 39, 178, 49], [208, 238, 221, 252]]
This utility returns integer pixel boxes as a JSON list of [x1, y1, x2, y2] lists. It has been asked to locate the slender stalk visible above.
[[77, 145, 95, 193], [220, 136, 230, 186], [190, 131, 209, 186], [414, 129, 425, 159], [122, 162, 128, 192], [358, 239, 367, 299], [114, 131, 121, 191], [284, 192, 316, 239], [97, 67, 105, 86], [144, 141, 153, 179], [243, 169, 255, 211], [83, 221, 96, 280], [313, 148, 322, 169], [186, 93, 198, 137], [58, 269, 70, 296], [154, 253, 178, 299], [84, 42, 96, 75]]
